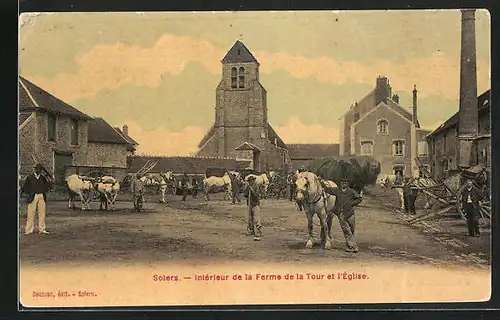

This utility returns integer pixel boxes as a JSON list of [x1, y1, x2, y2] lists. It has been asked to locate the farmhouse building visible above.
[[426, 91, 490, 180], [19, 76, 93, 183], [287, 144, 340, 171], [338, 76, 432, 177], [196, 40, 291, 172], [19, 76, 138, 183]]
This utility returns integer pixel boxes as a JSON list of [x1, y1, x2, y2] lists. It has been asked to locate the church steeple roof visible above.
[[221, 40, 259, 64]]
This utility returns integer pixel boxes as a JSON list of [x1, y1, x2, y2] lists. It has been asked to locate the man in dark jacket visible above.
[[21, 163, 53, 235], [230, 173, 242, 205], [324, 179, 363, 252], [288, 172, 296, 202], [181, 173, 190, 201], [460, 179, 484, 237], [244, 176, 262, 241], [403, 176, 418, 214]]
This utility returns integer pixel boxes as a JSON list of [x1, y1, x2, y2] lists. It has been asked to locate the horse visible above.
[[140, 171, 174, 203], [203, 172, 232, 201], [66, 174, 94, 210], [295, 171, 337, 250], [94, 175, 120, 211], [245, 173, 270, 198]]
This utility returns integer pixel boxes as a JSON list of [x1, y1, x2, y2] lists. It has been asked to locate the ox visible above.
[[140, 172, 174, 203], [94, 176, 120, 211], [66, 174, 94, 210], [295, 171, 337, 249], [245, 173, 270, 198], [203, 172, 232, 201]]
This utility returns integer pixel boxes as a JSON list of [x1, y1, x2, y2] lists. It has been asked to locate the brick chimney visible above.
[[457, 9, 478, 168], [123, 124, 129, 137], [375, 76, 391, 105], [392, 94, 399, 104], [412, 85, 419, 126]]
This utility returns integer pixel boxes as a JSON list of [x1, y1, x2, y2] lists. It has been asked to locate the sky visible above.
[[19, 10, 491, 156]]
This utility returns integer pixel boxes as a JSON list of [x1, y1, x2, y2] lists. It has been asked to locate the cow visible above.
[[245, 173, 270, 198], [203, 172, 232, 201], [66, 174, 94, 210], [94, 175, 120, 211]]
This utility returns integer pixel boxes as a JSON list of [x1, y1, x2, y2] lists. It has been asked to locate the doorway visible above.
[[252, 151, 261, 172], [54, 152, 73, 184], [393, 166, 404, 177]]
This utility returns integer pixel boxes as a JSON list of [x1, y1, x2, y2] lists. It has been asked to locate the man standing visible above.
[[131, 173, 145, 212], [393, 171, 405, 211], [287, 171, 296, 202], [21, 163, 52, 235], [181, 173, 190, 201], [230, 173, 242, 205], [325, 179, 362, 253], [460, 179, 484, 237], [244, 176, 263, 241]]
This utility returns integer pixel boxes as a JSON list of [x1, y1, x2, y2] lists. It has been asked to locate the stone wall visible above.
[[86, 142, 129, 168]]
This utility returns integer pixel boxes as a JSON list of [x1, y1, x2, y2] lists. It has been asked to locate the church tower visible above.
[[197, 40, 288, 171]]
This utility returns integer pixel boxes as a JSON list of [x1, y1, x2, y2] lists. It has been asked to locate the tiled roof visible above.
[[385, 98, 414, 123], [267, 124, 288, 149], [221, 40, 259, 64], [127, 156, 251, 174], [19, 76, 93, 120], [427, 89, 491, 138], [287, 144, 340, 159], [197, 124, 216, 149], [19, 112, 33, 126], [88, 117, 134, 147], [114, 127, 139, 146]]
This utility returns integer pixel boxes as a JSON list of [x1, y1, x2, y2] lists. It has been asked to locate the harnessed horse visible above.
[[295, 171, 337, 249], [203, 172, 232, 201], [245, 173, 270, 198], [140, 172, 174, 203]]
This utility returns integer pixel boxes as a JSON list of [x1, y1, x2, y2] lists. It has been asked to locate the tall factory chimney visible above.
[[412, 85, 419, 127], [457, 9, 478, 168]]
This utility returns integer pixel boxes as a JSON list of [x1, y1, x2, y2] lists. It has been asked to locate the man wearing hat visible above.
[[131, 173, 145, 211], [402, 176, 417, 214], [459, 179, 484, 237], [244, 175, 263, 241], [21, 163, 53, 234], [324, 178, 362, 252]]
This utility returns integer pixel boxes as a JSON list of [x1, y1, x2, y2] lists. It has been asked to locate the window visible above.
[[393, 140, 405, 156], [47, 114, 57, 141], [377, 119, 388, 134], [238, 67, 245, 88], [70, 119, 79, 145], [418, 141, 428, 156], [231, 67, 237, 88], [360, 140, 373, 156]]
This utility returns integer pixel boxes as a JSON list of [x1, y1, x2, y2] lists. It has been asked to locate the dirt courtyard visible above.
[[18, 186, 490, 269]]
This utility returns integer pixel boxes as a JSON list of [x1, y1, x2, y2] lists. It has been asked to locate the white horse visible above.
[[94, 175, 120, 211], [203, 172, 232, 201], [140, 171, 174, 203], [66, 174, 94, 210], [379, 174, 434, 210], [295, 171, 337, 250], [245, 173, 270, 198]]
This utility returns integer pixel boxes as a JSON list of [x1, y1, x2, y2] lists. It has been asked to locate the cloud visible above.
[[28, 34, 490, 103], [123, 121, 205, 156], [273, 117, 339, 144]]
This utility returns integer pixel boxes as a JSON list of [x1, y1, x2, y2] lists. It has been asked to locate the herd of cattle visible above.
[[61, 169, 293, 211]]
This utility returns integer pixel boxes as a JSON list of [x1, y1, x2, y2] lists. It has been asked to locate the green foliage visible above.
[[306, 156, 381, 190]]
